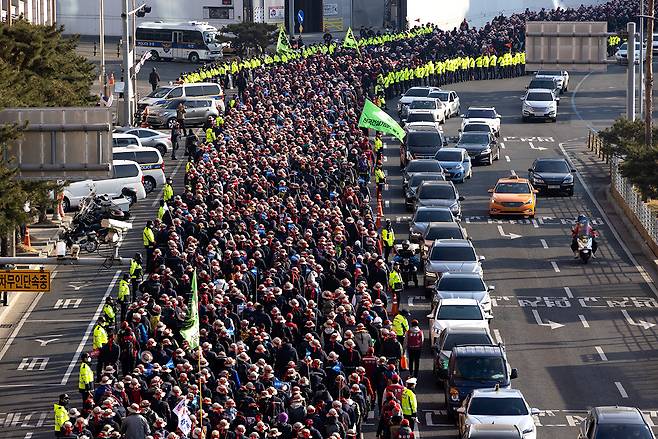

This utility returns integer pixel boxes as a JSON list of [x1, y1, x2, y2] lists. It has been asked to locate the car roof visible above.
[[534, 157, 567, 163], [526, 88, 554, 94], [420, 180, 453, 187], [472, 387, 524, 398], [410, 98, 436, 102], [113, 146, 161, 154], [440, 272, 484, 279], [408, 109, 436, 114], [433, 238, 472, 247], [113, 133, 139, 139], [410, 172, 445, 180], [443, 326, 491, 335], [408, 159, 441, 164], [467, 424, 522, 437], [496, 175, 530, 184], [415, 206, 453, 212], [594, 406, 646, 424], [439, 298, 480, 306], [452, 345, 503, 357], [406, 124, 442, 132], [437, 147, 465, 153], [466, 107, 495, 111], [112, 159, 140, 167]]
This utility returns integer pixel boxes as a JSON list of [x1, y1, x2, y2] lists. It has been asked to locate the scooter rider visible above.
[[397, 240, 418, 288], [570, 214, 598, 258]]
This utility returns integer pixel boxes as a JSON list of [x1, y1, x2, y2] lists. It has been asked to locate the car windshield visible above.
[[407, 113, 435, 123], [595, 424, 654, 439], [463, 124, 490, 132], [409, 100, 435, 109], [526, 92, 553, 101], [468, 397, 528, 416], [409, 174, 444, 187], [530, 80, 555, 89], [418, 185, 455, 200], [414, 209, 453, 222], [459, 133, 490, 144], [455, 357, 507, 381], [429, 92, 450, 101], [495, 182, 531, 194], [408, 132, 442, 147], [466, 109, 496, 119], [435, 150, 463, 162], [430, 246, 476, 261], [203, 31, 217, 43], [534, 160, 570, 173], [442, 333, 492, 350], [407, 161, 441, 173], [436, 304, 483, 320], [405, 88, 430, 97], [438, 277, 486, 291], [426, 227, 464, 240], [148, 87, 173, 98]]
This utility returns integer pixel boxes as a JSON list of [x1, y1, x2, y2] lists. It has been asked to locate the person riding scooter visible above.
[[396, 240, 419, 288], [571, 214, 598, 258]]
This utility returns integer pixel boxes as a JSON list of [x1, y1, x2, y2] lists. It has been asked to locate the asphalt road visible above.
[[2, 63, 658, 439]]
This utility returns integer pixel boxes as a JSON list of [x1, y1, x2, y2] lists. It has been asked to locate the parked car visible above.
[[434, 147, 472, 183], [521, 88, 559, 122], [578, 406, 656, 439], [428, 89, 461, 118], [63, 160, 147, 211], [527, 157, 576, 196], [113, 146, 165, 194], [138, 82, 223, 111], [114, 127, 172, 154], [535, 70, 569, 92], [112, 133, 143, 148], [424, 239, 484, 288], [457, 387, 534, 437], [615, 41, 644, 64], [147, 98, 220, 128]]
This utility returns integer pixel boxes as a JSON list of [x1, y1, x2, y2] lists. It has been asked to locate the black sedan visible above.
[[456, 132, 500, 165], [528, 157, 576, 196]]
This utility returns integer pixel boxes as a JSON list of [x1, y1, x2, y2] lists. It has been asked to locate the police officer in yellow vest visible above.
[[388, 262, 404, 307], [401, 377, 418, 429], [102, 296, 116, 329], [143, 220, 156, 271], [117, 273, 130, 322], [374, 133, 383, 163], [381, 219, 395, 262], [163, 177, 174, 203], [392, 309, 410, 346], [54, 393, 70, 437], [374, 163, 386, 200], [78, 353, 94, 403], [92, 317, 108, 351], [205, 126, 217, 143], [129, 253, 143, 301]]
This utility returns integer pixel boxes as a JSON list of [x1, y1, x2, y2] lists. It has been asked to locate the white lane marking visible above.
[[551, 261, 560, 273], [0, 292, 44, 361], [579, 315, 590, 328], [414, 419, 421, 439], [532, 309, 565, 329], [53, 298, 82, 309], [25, 433, 33, 439], [529, 141, 547, 151], [540, 239, 548, 248], [17, 357, 49, 371], [615, 381, 629, 398], [151, 159, 184, 208], [493, 329, 504, 344], [595, 346, 608, 361], [564, 287, 573, 298], [61, 270, 121, 385], [571, 72, 594, 131], [621, 309, 656, 330], [385, 184, 389, 191], [383, 155, 388, 162], [505, 155, 510, 162], [385, 200, 390, 208], [531, 219, 539, 228], [559, 142, 658, 297], [500, 142, 505, 149]]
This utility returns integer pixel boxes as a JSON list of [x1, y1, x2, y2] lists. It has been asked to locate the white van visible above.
[[63, 160, 147, 211], [138, 82, 223, 111], [112, 133, 143, 148], [113, 146, 165, 194]]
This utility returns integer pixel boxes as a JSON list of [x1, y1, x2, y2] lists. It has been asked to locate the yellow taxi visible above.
[[488, 174, 538, 218]]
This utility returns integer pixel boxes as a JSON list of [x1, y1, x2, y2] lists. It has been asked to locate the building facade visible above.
[[2, 0, 56, 25]]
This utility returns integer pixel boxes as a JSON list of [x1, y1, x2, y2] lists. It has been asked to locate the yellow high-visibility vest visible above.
[[79, 362, 94, 391]]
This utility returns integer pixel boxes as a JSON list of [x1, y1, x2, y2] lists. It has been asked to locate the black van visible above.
[[445, 344, 518, 417]]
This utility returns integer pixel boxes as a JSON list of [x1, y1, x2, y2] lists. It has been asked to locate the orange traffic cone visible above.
[[391, 292, 399, 316], [23, 226, 31, 247]]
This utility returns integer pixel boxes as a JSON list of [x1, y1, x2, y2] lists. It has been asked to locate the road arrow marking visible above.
[[529, 141, 547, 151], [34, 335, 63, 347], [621, 310, 656, 329], [68, 282, 90, 291], [532, 309, 564, 329], [497, 225, 522, 239]]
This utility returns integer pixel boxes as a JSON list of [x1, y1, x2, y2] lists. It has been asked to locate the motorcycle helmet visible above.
[[401, 240, 410, 250], [577, 214, 588, 224]]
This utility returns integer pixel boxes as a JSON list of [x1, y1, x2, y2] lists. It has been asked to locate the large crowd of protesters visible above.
[[54, 1, 641, 439]]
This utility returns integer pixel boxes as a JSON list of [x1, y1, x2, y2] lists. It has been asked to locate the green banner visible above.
[[276, 27, 293, 54], [180, 270, 200, 349], [358, 99, 405, 142], [343, 27, 359, 49]]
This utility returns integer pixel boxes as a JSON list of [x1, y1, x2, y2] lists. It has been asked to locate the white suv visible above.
[[113, 146, 165, 194], [460, 107, 501, 136], [63, 160, 147, 211]]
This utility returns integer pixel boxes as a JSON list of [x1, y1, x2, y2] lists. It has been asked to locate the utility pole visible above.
[[288, 0, 294, 38], [121, 0, 133, 126], [645, 0, 654, 147], [640, 0, 645, 117], [100, 0, 107, 97], [628, 22, 637, 120]]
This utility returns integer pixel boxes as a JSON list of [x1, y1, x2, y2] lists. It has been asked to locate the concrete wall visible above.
[[353, 0, 385, 28]]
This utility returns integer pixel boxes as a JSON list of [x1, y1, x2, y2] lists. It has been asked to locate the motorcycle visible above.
[[577, 234, 593, 263], [393, 241, 421, 288]]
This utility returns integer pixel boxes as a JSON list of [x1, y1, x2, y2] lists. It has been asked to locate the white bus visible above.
[[135, 21, 224, 63]]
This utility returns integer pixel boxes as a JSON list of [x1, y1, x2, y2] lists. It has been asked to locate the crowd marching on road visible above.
[[49, 1, 643, 439]]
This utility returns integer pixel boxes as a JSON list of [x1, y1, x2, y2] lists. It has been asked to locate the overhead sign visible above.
[[525, 21, 608, 72], [297, 9, 304, 24], [0, 270, 51, 292]]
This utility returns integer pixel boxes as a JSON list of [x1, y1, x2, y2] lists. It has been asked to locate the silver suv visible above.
[[579, 406, 655, 439], [147, 98, 220, 128]]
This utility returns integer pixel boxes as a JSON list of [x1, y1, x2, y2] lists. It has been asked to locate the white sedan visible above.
[[427, 298, 490, 346], [429, 90, 461, 119], [458, 387, 539, 439]]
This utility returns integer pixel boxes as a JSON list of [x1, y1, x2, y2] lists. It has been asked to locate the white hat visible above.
[[406, 377, 417, 386]]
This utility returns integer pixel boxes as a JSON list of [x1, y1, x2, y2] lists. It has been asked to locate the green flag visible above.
[[358, 99, 405, 142], [276, 27, 292, 54], [180, 270, 200, 349], [343, 27, 359, 50]]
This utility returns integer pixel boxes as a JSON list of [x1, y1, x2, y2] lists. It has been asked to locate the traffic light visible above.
[[136, 5, 151, 17]]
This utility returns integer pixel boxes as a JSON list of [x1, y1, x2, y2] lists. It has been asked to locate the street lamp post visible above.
[[121, 0, 133, 126], [100, 0, 107, 97]]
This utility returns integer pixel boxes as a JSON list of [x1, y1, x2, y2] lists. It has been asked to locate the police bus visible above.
[[135, 21, 224, 63]]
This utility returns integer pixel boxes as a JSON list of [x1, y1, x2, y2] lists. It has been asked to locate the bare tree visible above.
[[646, 0, 655, 146]]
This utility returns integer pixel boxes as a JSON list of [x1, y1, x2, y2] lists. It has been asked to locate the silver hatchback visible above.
[[147, 98, 220, 128]]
